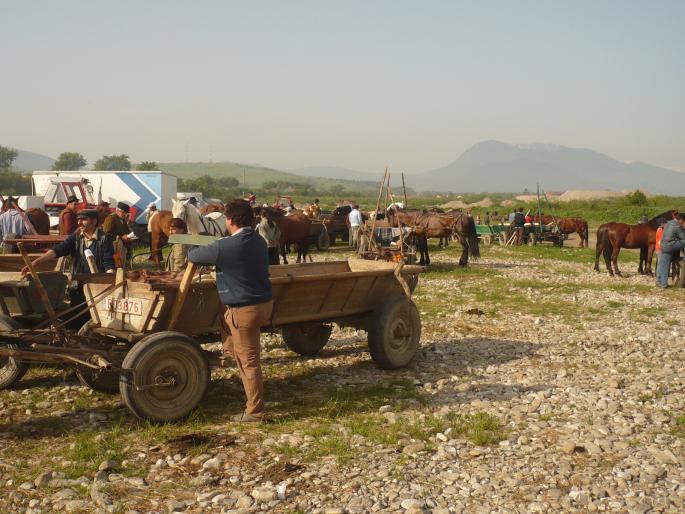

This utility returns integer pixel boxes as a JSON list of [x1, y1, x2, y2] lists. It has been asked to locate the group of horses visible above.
[[148, 200, 315, 266]]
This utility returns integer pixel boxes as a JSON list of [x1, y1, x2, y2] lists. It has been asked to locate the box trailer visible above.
[[32, 170, 178, 226]]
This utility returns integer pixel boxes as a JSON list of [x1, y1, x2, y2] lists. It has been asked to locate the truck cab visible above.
[[42, 178, 97, 226]]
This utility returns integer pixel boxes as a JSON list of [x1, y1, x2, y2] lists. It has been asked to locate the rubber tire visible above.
[[0, 315, 28, 390], [120, 331, 209, 422], [282, 324, 332, 356], [368, 297, 421, 370], [316, 228, 331, 251], [75, 322, 120, 394], [328, 232, 337, 247]]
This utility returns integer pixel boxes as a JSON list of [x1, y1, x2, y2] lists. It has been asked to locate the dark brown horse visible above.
[[259, 207, 311, 264], [594, 210, 677, 276], [386, 209, 479, 266], [535, 215, 589, 247]]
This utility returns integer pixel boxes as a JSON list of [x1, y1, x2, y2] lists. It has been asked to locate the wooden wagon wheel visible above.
[[528, 233, 537, 246], [368, 297, 421, 369], [316, 227, 331, 251], [0, 315, 28, 390], [74, 321, 121, 394], [120, 331, 209, 422], [482, 235, 492, 245], [281, 323, 333, 356]]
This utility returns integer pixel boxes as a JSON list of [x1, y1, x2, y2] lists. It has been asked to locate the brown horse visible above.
[[594, 210, 677, 276], [535, 215, 589, 247], [201, 203, 224, 215], [148, 210, 172, 267], [259, 207, 311, 264], [386, 209, 479, 266]]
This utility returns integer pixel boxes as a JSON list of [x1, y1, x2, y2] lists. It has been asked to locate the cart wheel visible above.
[[528, 233, 537, 246], [0, 315, 28, 390], [75, 322, 120, 394], [329, 232, 337, 247], [281, 324, 332, 356], [482, 235, 492, 245], [120, 331, 209, 422], [316, 229, 331, 251], [368, 297, 421, 370], [557, 238, 564, 247], [498, 233, 506, 245]]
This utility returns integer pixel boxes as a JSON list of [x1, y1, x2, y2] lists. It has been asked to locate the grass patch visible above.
[[65, 426, 126, 478], [672, 416, 685, 439]]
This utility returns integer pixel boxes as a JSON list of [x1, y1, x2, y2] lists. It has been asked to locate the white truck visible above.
[[32, 170, 178, 229]]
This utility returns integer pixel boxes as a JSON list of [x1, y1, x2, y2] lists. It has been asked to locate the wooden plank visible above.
[[83, 284, 101, 327], [168, 234, 220, 246]]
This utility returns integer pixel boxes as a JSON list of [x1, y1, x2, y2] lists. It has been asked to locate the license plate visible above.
[[103, 297, 143, 316]]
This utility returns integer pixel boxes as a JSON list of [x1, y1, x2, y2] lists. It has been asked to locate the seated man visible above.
[[166, 218, 190, 272], [22, 209, 115, 326]]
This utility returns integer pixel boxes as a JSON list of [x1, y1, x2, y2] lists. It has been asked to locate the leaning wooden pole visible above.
[[401, 172, 408, 208], [369, 168, 388, 252]]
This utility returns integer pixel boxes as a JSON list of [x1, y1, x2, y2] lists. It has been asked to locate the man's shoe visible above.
[[231, 412, 263, 424]]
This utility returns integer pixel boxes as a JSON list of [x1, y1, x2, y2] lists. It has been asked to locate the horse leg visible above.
[[280, 243, 288, 265], [458, 239, 468, 267], [646, 245, 655, 276], [594, 240, 602, 272], [423, 236, 430, 266], [611, 245, 622, 276]]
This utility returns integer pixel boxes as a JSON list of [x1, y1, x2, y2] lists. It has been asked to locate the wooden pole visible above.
[[368, 168, 388, 254], [168, 262, 197, 331], [401, 172, 408, 208], [17, 242, 66, 341]]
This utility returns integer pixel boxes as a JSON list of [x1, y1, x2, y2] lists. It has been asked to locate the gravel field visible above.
[[0, 243, 683, 514]]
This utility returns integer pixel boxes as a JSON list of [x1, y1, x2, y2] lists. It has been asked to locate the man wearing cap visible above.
[[59, 195, 79, 235], [103, 202, 132, 267], [22, 209, 115, 325]]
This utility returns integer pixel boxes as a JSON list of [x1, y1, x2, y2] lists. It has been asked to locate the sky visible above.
[[2, 0, 684, 173]]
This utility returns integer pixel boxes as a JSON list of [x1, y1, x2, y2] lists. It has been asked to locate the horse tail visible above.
[[467, 216, 480, 258]]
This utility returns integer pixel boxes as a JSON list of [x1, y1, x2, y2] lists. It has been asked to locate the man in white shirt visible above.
[[348, 204, 362, 248]]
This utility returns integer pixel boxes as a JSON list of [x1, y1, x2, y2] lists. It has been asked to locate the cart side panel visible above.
[[160, 282, 222, 334], [89, 283, 164, 332]]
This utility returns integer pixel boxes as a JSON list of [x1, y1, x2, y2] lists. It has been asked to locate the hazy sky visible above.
[[2, 0, 684, 172]]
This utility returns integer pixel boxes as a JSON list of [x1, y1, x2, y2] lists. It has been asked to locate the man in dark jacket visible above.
[[188, 199, 273, 423], [513, 208, 526, 245], [656, 213, 685, 288], [103, 201, 132, 267], [22, 209, 115, 326], [59, 195, 79, 235]]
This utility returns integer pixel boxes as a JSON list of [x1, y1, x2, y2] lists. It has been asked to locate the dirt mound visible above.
[[556, 189, 653, 202], [440, 199, 469, 210], [470, 197, 494, 208]]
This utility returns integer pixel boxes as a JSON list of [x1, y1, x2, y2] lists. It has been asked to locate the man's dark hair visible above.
[[225, 199, 255, 228], [518, 207, 524, 212], [676, 212, 685, 221]]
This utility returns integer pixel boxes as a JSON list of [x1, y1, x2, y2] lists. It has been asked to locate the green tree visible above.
[[53, 152, 86, 171], [94, 154, 131, 171], [0, 145, 18, 169], [135, 161, 160, 171], [626, 189, 648, 206], [329, 184, 346, 197], [0, 169, 31, 194]]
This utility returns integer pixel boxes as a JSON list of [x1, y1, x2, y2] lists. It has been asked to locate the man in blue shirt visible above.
[[656, 213, 685, 288], [187, 199, 273, 423]]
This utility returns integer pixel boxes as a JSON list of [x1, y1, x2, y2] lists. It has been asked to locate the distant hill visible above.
[[419, 141, 685, 195], [159, 161, 390, 194], [288, 165, 378, 183], [11, 149, 55, 172]]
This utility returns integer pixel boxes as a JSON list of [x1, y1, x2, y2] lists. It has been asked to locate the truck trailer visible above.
[[32, 170, 178, 227]]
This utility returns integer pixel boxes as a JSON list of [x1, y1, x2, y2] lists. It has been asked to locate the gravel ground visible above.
[[0, 243, 683, 513]]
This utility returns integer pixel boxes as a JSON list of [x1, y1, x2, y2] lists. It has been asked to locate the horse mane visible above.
[[648, 210, 678, 228]]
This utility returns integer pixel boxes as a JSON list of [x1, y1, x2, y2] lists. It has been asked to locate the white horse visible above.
[[171, 199, 228, 237]]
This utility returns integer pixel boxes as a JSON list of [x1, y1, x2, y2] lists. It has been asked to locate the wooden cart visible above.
[[0, 251, 423, 423]]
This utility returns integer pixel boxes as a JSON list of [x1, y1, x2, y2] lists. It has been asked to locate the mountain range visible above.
[[7, 141, 685, 195]]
